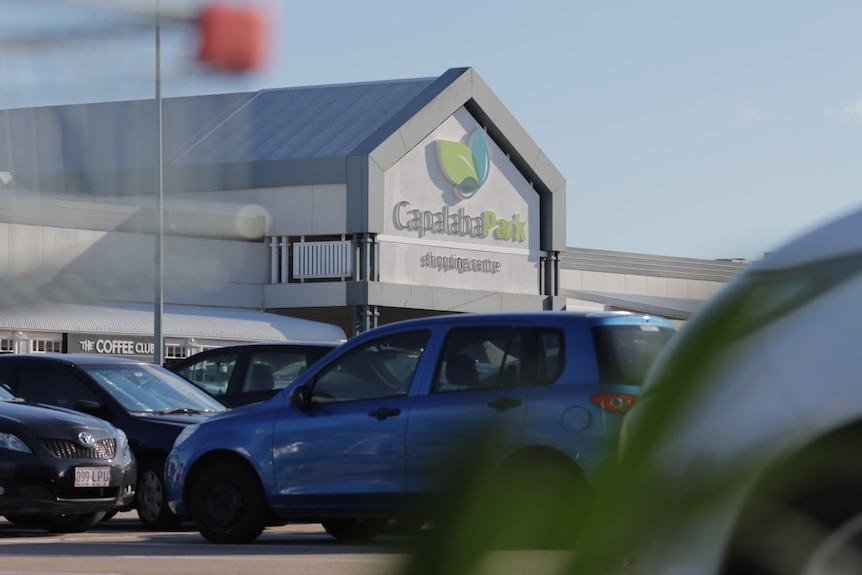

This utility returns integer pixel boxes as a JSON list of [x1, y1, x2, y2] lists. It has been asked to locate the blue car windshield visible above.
[[83, 363, 227, 414]]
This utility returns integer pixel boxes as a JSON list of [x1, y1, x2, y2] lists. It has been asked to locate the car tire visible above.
[[137, 459, 182, 529], [6, 512, 107, 533], [191, 460, 267, 544], [322, 518, 388, 541], [722, 433, 862, 575]]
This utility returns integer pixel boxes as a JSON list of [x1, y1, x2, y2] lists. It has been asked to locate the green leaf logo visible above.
[[435, 129, 491, 200]]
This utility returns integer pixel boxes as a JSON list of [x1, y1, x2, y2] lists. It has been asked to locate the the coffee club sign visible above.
[[65, 333, 155, 359], [392, 128, 528, 243]]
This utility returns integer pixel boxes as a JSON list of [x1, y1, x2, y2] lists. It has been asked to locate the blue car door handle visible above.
[[487, 397, 523, 412], [368, 407, 401, 420]]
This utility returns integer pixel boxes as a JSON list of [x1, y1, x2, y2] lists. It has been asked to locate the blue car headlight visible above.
[[173, 423, 200, 450]]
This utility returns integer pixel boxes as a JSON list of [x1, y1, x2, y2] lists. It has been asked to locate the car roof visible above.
[[191, 340, 341, 350], [0, 353, 151, 365], [363, 310, 667, 332], [752, 206, 862, 272]]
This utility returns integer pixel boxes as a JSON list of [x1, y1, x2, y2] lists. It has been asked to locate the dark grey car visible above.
[[0, 385, 136, 532], [0, 354, 226, 529]]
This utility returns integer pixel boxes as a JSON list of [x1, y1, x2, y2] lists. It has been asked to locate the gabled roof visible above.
[[0, 70, 461, 175], [0, 67, 566, 250]]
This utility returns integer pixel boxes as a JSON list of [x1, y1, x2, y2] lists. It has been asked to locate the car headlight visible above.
[[0, 432, 31, 453], [115, 428, 131, 459], [173, 423, 200, 450]]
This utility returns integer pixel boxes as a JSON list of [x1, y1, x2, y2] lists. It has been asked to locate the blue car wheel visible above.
[[191, 460, 267, 544]]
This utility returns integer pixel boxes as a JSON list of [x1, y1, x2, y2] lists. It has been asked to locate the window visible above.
[[243, 349, 322, 393], [16, 364, 99, 409], [536, 330, 564, 385], [433, 327, 564, 393], [434, 327, 523, 393], [164, 344, 187, 360], [32, 339, 62, 353], [311, 330, 429, 403], [592, 324, 675, 385], [174, 351, 240, 396]]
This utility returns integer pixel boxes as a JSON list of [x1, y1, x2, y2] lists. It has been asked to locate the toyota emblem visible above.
[[77, 432, 96, 447]]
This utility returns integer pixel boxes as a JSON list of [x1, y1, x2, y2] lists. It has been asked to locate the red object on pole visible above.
[[197, 4, 267, 72]]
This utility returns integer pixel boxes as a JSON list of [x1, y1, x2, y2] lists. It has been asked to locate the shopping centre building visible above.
[[0, 67, 748, 361]]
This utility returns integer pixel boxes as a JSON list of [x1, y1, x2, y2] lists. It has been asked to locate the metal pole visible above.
[[154, 0, 164, 365]]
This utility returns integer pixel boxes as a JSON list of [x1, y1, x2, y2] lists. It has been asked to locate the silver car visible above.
[[573, 207, 862, 575]]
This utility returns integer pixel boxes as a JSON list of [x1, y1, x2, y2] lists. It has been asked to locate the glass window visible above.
[[82, 363, 226, 413], [32, 340, 62, 353], [311, 330, 429, 403], [433, 327, 525, 393], [16, 364, 99, 409], [592, 324, 675, 385], [433, 327, 565, 392], [0, 363, 14, 394], [243, 349, 320, 393], [164, 343, 187, 360], [536, 330, 564, 385], [174, 351, 240, 396]]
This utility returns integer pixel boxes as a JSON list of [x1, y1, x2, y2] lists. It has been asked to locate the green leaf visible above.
[[436, 140, 478, 186]]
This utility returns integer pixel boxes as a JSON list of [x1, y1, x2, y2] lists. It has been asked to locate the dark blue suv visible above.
[[166, 311, 675, 544]]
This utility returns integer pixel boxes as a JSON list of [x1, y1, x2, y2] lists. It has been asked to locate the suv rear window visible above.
[[592, 324, 675, 385]]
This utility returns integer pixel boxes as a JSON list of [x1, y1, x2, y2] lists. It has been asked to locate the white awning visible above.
[[0, 303, 347, 343]]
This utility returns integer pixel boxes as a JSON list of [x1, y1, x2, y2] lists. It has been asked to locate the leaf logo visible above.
[[435, 129, 491, 201]]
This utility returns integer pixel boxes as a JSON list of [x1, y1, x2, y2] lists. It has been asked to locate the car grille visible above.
[[39, 438, 116, 459]]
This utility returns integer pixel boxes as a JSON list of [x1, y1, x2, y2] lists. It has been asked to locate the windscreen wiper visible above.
[[158, 407, 213, 415]]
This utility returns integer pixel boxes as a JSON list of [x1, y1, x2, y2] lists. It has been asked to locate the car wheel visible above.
[[322, 518, 388, 541], [137, 460, 182, 529], [191, 460, 266, 544], [722, 434, 862, 575]]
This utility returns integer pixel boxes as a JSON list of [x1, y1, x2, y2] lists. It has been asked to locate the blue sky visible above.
[[3, 0, 862, 261]]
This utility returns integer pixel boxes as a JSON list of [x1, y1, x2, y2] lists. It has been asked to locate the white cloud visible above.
[[844, 98, 862, 122], [735, 108, 766, 122]]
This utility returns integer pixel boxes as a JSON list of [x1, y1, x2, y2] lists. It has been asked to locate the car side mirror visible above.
[[290, 384, 312, 408]]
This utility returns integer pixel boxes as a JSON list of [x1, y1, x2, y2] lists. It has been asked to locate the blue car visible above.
[[166, 311, 675, 544]]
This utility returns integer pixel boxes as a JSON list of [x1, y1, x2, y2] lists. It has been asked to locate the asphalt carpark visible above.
[[0, 511, 573, 575]]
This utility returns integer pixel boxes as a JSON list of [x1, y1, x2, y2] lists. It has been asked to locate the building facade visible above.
[[0, 68, 748, 360]]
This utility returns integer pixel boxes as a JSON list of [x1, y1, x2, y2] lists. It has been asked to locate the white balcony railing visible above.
[[270, 236, 353, 282]]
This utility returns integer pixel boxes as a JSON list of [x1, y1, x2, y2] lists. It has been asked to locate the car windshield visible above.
[[0, 385, 16, 401], [82, 363, 227, 414]]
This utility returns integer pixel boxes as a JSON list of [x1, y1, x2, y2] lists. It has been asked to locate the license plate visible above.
[[74, 467, 112, 487]]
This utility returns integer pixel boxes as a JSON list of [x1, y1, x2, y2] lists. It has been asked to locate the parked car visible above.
[[166, 311, 676, 544], [569, 206, 862, 575], [0, 354, 227, 529], [169, 341, 341, 407], [0, 383, 135, 532]]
